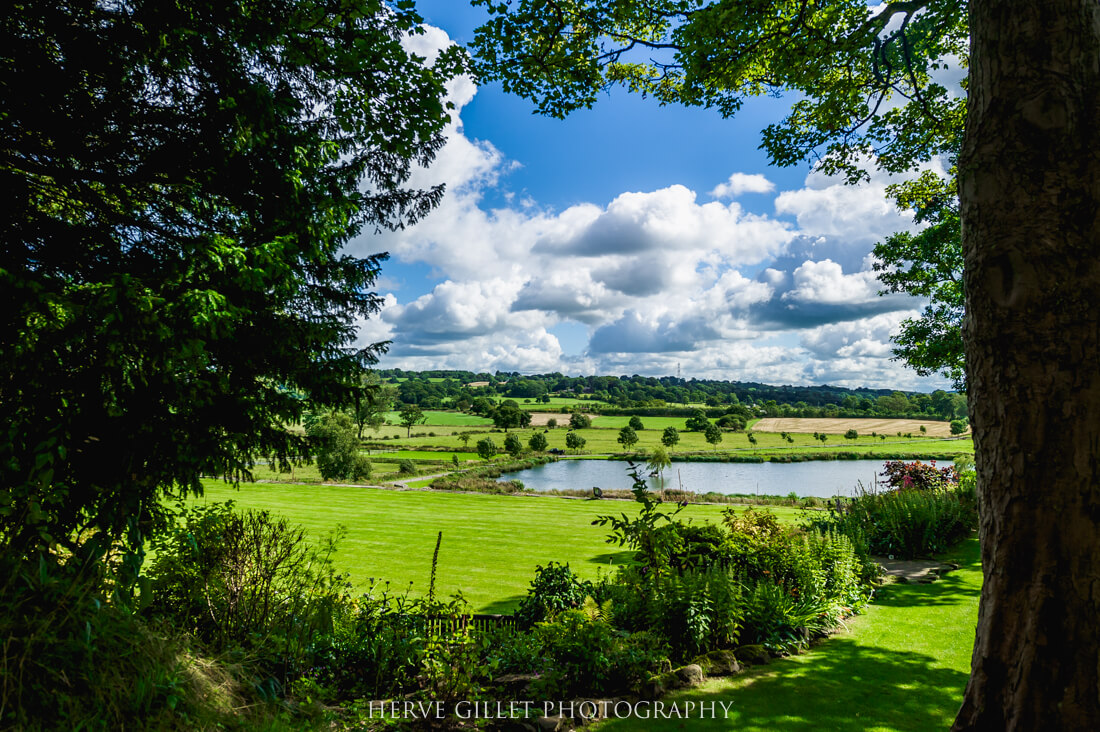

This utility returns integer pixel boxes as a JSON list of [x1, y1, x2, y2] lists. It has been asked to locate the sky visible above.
[[347, 1, 955, 391]]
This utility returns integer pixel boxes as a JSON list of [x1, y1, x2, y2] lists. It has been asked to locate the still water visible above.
[[500, 458, 952, 499]]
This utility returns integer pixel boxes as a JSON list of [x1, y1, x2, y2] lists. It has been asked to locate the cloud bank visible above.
[[347, 27, 946, 390]]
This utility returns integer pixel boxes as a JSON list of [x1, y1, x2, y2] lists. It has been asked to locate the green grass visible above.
[[374, 425, 972, 460], [192, 481, 799, 612], [370, 449, 479, 462], [519, 396, 608, 410], [382, 410, 494, 426], [589, 415, 700, 430], [602, 537, 981, 731]]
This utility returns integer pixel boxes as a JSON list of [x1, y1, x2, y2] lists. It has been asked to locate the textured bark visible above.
[[955, 1, 1100, 729]]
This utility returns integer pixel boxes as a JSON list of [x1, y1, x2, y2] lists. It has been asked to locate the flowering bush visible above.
[[880, 460, 959, 491]]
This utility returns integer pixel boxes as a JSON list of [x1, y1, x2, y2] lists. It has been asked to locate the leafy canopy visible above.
[[1, 0, 462, 579], [471, 0, 967, 182], [874, 170, 965, 389]]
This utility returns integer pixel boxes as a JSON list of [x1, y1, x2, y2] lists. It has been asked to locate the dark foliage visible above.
[[1, 0, 462, 585]]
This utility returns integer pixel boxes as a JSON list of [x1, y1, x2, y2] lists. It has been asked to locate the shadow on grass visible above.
[[603, 637, 968, 731], [478, 595, 525, 615], [586, 550, 636, 567], [872, 537, 982, 609]]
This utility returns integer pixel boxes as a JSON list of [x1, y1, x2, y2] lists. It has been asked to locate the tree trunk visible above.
[[956, 1, 1100, 729]]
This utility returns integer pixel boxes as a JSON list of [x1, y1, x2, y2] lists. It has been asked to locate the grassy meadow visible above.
[[195, 480, 784, 612]]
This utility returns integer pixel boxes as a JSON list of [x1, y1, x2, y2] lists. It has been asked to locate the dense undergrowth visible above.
[[805, 460, 978, 558]]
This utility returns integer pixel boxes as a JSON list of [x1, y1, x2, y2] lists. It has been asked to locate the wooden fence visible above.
[[425, 613, 518, 638]]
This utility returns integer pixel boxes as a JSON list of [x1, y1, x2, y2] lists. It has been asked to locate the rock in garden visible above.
[[674, 664, 705, 687], [735, 644, 771, 666], [702, 650, 742, 676]]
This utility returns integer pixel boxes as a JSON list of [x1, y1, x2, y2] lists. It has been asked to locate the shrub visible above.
[[145, 502, 349, 673], [667, 522, 732, 571], [515, 561, 591, 629], [398, 459, 417, 475], [715, 414, 745, 430], [881, 460, 959, 490], [309, 587, 470, 700], [569, 412, 592, 429], [646, 567, 743, 659], [740, 581, 833, 654], [806, 482, 978, 559], [0, 557, 271, 730], [308, 411, 372, 481], [476, 437, 497, 461], [525, 611, 668, 698]]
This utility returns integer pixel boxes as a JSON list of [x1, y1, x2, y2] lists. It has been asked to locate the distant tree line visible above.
[[378, 370, 967, 421]]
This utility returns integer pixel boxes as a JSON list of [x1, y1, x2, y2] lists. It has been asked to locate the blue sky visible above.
[[348, 2, 954, 391]]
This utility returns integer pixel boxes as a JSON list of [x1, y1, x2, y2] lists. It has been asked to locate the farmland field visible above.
[[381, 410, 494, 426], [373, 424, 973, 459], [753, 417, 966, 438], [194, 480, 761, 611]]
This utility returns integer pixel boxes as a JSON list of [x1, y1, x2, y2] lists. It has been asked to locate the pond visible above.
[[500, 458, 953, 499]]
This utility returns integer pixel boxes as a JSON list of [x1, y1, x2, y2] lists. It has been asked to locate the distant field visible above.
[[381, 410, 494, 426], [193, 481, 766, 611], [590, 415, 697, 430], [519, 396, 603, 410], [754, 417, 965, 438], [527, 411, 573, 426], [375, 425, 972, 459]]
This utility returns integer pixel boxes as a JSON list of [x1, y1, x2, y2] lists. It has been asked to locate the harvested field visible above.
[[753, 417, 965, 438], [527, 411, 572, 426]]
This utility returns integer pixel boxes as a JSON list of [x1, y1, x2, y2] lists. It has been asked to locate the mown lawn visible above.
[[195, 481, 794, 612], [602, 537, 981, 731]]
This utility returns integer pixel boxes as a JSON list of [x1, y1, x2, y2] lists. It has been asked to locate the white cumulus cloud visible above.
[[709, 172, 776, 198]]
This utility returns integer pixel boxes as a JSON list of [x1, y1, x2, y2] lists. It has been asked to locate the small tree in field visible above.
[[565, 431, 586, 453], [353, 375, 396, 439], [308, 412, 371, 482], [476, 438, 497, 462], [845, 429, 859, 441], [528, 432, 548, 453], [647, 445, 671, 478], [705, 423, 723, 450], [685, 410, 710, 432], [569, 412, 592, 429], [459, 433, 472, 450], [547, 418, 558, 429], [818, 433, 829, 444], [628, 416, 645, 431], [504, 432, 523, 457], [398, 404, 426, 437], [747, 432, 757, 446], [617, 425, 639, 451], [661, 426, 680, 452]]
